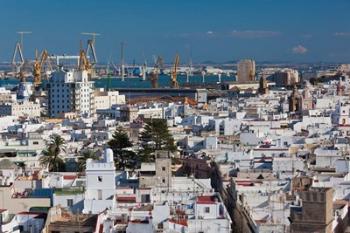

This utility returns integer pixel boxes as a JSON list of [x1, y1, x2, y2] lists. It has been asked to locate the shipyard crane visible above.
[[120, 42, 126, 81], [81, 32, 100, 44], [150, 56, 163, 88], [33, 49, 49, 87], [16, 31, 31, 54], [12, 42, 25, 81], [78, 41, 92, 72], [86, 39, 98, 65], [78, 49, 91, 71], [170, 54, 180, 88], [81, 33, 99, 76]]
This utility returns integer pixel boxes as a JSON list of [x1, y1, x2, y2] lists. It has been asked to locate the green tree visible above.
[[77, 149, 99, 172], [108, 127, 136, 170], [139, 119, 177, 161], [39, 147, 65, 172], [39, 134, 66, 172]]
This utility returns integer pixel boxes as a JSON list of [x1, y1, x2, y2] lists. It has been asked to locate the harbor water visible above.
[[0, 74, 236, 89]]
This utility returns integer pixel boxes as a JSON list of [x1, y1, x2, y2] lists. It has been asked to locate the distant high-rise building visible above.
[[270, 68, 299, 86], [47, 68, 95, 118], [237, 59, 255, 82]]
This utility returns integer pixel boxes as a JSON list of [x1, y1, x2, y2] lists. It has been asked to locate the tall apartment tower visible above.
[[290, 187, 333, 233], [237, 59, 256, 82], [47, 68, 95, 118]]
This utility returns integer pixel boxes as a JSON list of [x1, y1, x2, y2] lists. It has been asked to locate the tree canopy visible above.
[[108, 126, 136, 170], [77, 149, 99, 172], [39, 134, 66, 172], [139, 119, 177, 162]]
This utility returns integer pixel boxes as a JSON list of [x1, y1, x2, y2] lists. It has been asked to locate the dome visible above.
[[0, 159, 17, 169], [104, 148, 114, 163]]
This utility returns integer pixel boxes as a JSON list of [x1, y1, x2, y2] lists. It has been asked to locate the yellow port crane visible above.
[[150, 56, 163, 88], [33, 49, 49, 87], [170, 54, 180, 88], [78, 41, 92, 72]]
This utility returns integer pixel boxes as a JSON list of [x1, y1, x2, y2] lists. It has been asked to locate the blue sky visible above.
[[1, 0, 350, 63]]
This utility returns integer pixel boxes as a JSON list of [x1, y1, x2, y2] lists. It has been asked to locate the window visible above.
[[162, 179, 166, 183], [98, 176, 103, 182], [33, 141, 39, 145], [162, 167, 166, 171], [204, 207, 210, 213], [141, 194, 151, 203], [67, 199, 73, 207], [98, 190, 102, 200]]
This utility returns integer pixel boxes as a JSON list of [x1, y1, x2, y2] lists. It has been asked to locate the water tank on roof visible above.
[[86, 158, 93, 165], [104, 148, 114, 163]]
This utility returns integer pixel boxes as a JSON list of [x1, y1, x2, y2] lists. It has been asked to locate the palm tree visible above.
[[77, 150, 99, 172], [49, 134, 66, 156], [39, 147, 65, 172], [40, 134, 66, 172]]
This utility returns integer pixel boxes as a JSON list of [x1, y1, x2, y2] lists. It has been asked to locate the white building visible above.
[[0, 101, 41, 117], [237, 59, 256, 82], [17, 82, 33, 101], [0, 87, 16, 103], [333, 102, 350, 125], [83, 148, 116, 214], [48, 68, 95, 118], [94, 89, 126, 110]]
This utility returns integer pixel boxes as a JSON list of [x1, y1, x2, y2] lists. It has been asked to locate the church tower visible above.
[[289, 85, 302, 112], [301, 82, 313, 110], [83, 148, 116, 214], [258, 76, 269, 95]]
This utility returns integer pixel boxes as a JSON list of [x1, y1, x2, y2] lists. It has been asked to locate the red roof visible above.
[[169, 219, 188, 227], [117, 196, 136, 203], [63, 175, 76, 180], [236, 181, 255, 186], [197, 196, 216, 204]]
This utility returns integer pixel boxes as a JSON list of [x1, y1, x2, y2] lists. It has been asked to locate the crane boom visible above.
[[78, 49, 91, 71], [12, 42, 24, 67], [33, 49, 49, 87], [150, 56, 163, 88], [12, 42, 25, 81], [86, 39, 98, 65], [170, 54, 180, 88]]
